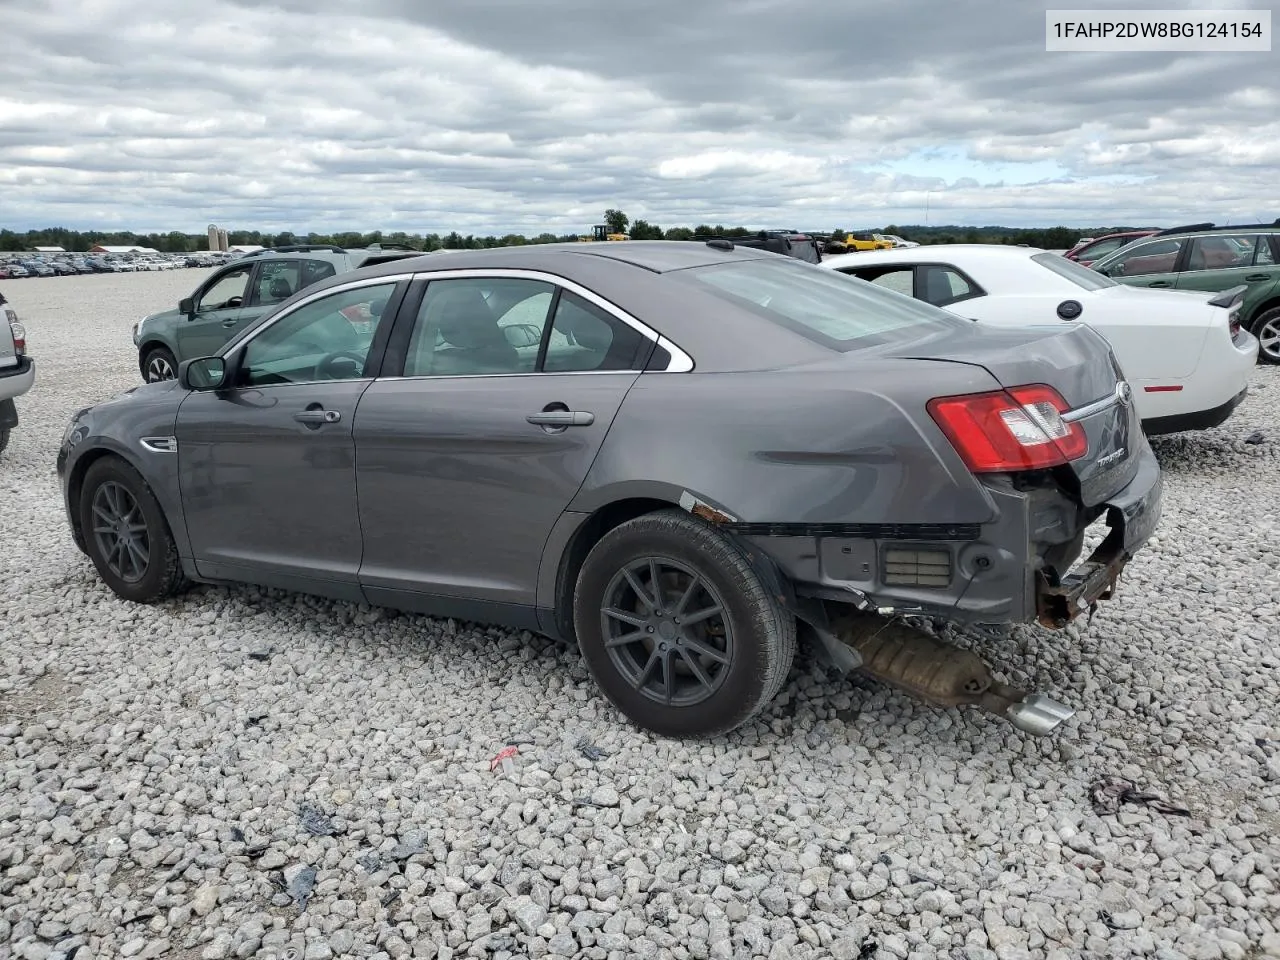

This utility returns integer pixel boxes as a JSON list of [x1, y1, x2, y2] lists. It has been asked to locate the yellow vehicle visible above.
[[578, 225, 629, 242], [831, 232, 894, 253]]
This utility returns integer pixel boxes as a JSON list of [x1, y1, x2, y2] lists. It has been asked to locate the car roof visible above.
[[1153, 219, 1280, 237], [243, 241, 834, 373], [339, 240, 779, 280]]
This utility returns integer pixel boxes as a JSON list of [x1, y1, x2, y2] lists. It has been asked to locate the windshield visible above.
[[1031, 252, 1117, 291], [676, 259, 966, 351]]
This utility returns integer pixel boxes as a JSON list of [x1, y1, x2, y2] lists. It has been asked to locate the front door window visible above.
[[238, 282, 398, 386], [197, 266, 252, 311]]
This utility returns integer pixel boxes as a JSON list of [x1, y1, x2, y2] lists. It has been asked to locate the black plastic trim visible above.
[[725, 521, 981, 540]]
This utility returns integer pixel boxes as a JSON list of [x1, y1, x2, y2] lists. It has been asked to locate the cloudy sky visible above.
[[1, 0, 1276, 234]]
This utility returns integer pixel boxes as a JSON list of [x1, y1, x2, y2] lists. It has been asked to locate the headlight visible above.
[[63, 408, 91, 448]]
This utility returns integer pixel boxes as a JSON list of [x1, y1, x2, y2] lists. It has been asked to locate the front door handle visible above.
[[526, 410, 594, 427], [221, 318, 238, 327], [1147, 280, 1172, 287], [1245, 274, 1269, 282], [294, 409, 341, 425]]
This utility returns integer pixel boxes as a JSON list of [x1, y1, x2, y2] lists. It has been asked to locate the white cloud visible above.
[[0, 0, 1275, 232]]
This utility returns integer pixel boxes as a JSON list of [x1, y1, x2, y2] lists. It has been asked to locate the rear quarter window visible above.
[[676, 259, 966, 351]]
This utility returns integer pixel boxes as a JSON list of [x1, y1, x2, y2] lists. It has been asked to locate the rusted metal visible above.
[[830, 610, 1075, 735], [678, 490, 737, 525], [1035, 556, 1123, 628], [831, 611, 1028, 714], [690, 502, 734, 524]]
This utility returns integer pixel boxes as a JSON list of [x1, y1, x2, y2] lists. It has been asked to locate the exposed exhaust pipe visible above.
[[1005, 692, 1076, 736], [831, 612, 1075, 736]]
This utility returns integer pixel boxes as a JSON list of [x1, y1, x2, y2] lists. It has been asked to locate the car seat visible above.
[[427, 286, 520, 375]]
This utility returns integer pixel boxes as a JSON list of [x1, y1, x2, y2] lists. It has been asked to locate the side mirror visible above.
[[179, 297, 195, 316], [178, 356, 227, 391]]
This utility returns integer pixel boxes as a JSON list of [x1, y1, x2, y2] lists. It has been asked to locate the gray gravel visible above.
[[2, 271, 1279, 960]]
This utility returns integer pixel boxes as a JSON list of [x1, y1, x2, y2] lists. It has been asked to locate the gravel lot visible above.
[[2, 271, 1278, 960]]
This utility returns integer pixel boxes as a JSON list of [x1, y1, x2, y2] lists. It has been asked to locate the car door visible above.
[[353, 273, 653, 620], [1174, 233, 1278, 296], [1096, 237, 1187, 288], [175, 277, 406, 598], [176, 262, 257, 360]]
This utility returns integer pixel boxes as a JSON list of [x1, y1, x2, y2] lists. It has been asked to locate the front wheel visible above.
[[79, 457, 187, 603], [573, 509, 796, 738], [141, 345, 178, 382], [1251, 307, 1280, 364]]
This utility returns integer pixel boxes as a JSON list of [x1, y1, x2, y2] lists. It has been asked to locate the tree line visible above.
[[0, 213, 1152, 254]]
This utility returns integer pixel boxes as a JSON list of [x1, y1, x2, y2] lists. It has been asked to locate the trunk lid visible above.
[[886, 323, 1140, 506]]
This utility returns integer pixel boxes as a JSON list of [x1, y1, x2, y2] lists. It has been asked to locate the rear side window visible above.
[[678, 259, 965, 351], [1257, 236, 1277, 266], [253, 260, 302, 306], [544, 292, 647, 372], [302, 260, 338, 287], [1186, 235, 1256, 271], [918, 265, 982, 306]]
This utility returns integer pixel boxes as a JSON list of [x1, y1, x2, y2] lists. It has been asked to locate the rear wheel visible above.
[[1252, 307, 1280, 364], [79, 457, 187, 603], [573, 509, 795, 738], [141, 345, 178, 382]]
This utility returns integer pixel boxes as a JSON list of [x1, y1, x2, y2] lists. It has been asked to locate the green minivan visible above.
[[131, 245, 419, 381], [1091, 221, 1280, 363]]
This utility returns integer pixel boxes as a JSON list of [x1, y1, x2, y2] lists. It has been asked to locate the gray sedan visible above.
[[57, 241, 1162, 738]]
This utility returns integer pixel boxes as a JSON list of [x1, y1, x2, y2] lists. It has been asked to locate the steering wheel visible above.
[[312, 349, 367, 380]]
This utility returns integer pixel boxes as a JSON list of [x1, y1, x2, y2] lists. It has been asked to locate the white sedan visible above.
[[821, 245, 1258, 435]]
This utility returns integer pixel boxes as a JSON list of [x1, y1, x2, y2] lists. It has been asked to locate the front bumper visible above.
[[744, 443, 1163, 628]]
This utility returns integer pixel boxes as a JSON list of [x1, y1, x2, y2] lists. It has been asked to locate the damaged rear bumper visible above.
[[737, 442, 1163, 629], [1034, 447, 1162, 627]]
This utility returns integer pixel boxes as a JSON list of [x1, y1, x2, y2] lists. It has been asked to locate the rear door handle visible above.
[[1245, 274, 1269, 282], [221, 318, 238, 327], [294, 409, 341, 424], [526, 411, 594, 427], [1147, 280, 1172, 287]]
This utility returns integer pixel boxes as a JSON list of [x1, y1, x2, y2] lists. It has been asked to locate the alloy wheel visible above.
[[1258, 314, 1280, 362], [599, 556, 734, 707], [90, 481, 150, 583], [146, 354, 175, 381]]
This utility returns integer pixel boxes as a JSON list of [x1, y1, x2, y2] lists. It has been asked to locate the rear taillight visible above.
[[9, 321, 24, 356], [1228, 308, 1241, 338], [928, 384, 1088, 473]]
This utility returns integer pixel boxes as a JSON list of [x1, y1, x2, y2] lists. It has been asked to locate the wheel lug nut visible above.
[[646, 626, 654, 633]]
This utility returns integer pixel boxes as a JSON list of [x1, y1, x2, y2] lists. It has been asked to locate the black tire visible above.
[[141, 345, 178, 382], [79, 456, 187, 603], [1251, 307, 1280, 364], [573, 509, 796, 738], [0, 426, 8, 454]]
